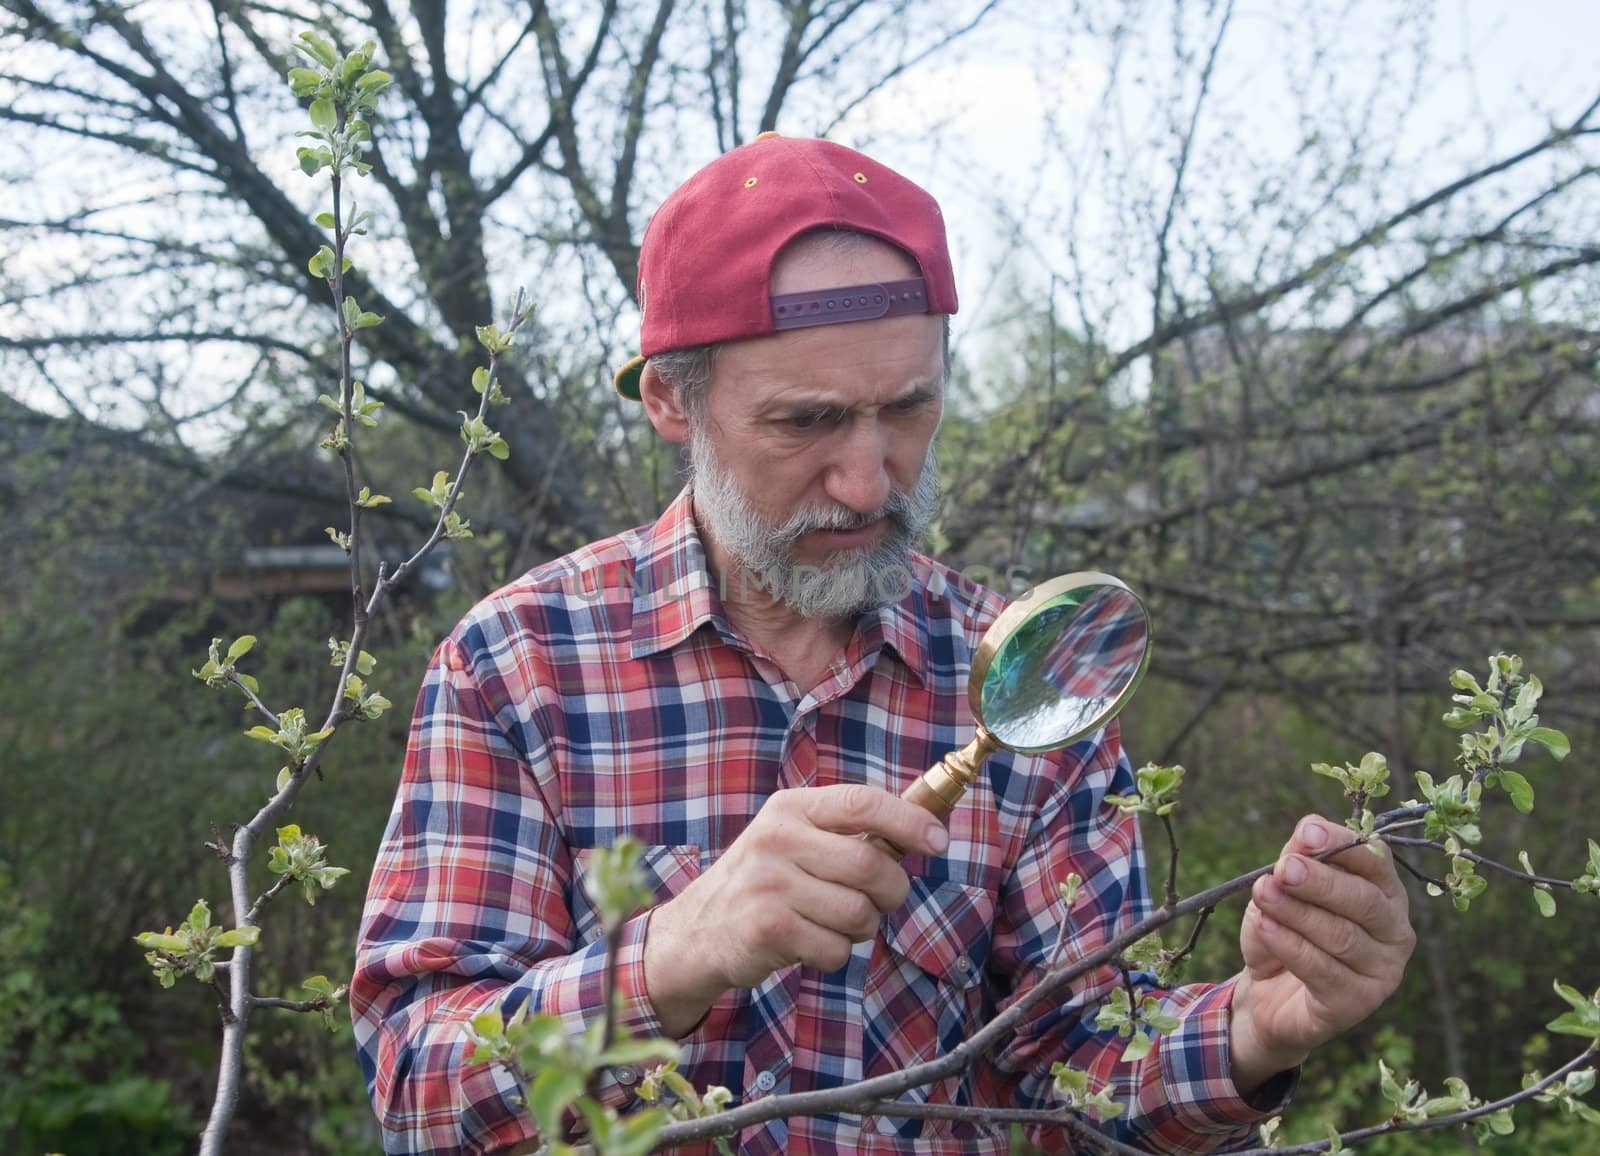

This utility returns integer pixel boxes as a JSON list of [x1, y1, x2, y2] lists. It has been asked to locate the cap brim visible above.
[[613, 353, 646, 400]]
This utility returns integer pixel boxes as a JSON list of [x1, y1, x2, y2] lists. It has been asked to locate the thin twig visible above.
[[587, 920, 626, 1100], [209, 976, 237, 1025], [1159, 812, 1181, 907], [1170, 905, 1214, 968], [1390, 852, 1446, 891], [1218, 1047, 1597, 1156], [226, 669, 281, 729], [251, 993, 342, 1014], [1384, 836, 1577, 890], [244, 873, 295, 925]]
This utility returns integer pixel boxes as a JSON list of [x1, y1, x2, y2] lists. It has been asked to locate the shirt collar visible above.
[[627, 486, 931, 687], [627, 486, 724, 659]]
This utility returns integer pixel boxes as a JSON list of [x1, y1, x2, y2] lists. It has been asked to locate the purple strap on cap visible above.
[[770, 277, 930, 331]]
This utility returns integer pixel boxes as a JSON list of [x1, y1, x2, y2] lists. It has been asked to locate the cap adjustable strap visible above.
[[769, 277, 929, 331]]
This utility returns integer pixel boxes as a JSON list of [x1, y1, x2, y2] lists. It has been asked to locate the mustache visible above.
[[768, 488, 916, 548]]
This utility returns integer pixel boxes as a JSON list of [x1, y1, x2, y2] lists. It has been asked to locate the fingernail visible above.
[[1301, 821, 1328, 849], [1283, 856, 1308, 886], [926, 824, 949, 854]]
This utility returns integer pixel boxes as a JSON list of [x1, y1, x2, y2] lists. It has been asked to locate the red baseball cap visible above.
[[613, 133, 958, 399]]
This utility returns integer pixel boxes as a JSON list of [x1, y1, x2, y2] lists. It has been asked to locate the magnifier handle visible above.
[[864, 766, 966, 862]]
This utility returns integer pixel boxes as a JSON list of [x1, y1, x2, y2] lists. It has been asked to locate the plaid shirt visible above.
[[353, 488, 1294, 1155]]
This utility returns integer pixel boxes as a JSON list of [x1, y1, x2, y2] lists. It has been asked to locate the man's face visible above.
[[687, 234, 946, 619]]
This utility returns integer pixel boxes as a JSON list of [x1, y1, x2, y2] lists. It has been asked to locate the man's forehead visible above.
[[769, 231, 920, 295]]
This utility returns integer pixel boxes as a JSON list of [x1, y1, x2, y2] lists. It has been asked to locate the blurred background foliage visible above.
[[2, 0, 1598, 1151]]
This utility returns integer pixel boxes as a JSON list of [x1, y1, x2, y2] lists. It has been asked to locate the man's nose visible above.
[[823, 420, 893, 514]]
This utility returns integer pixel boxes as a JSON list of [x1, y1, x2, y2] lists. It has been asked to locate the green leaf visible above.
[[287, 67, 322, 96], [1547, 981, 1600, 1041], [356, 69, 393, 92], [472, 366, 490, 393], [1121, 1030, 1154, 1063], [475, 323, 508, 354], [527, 1068, 584, 1140], [598, 1037, 681, 1067], [1553, 981, 1594, 1013], [1498, 769, 1535, 813], [215, 925, 261, 949], [308, 97, 337, 131], [135, 932, 188, 953], [297, 30, 339, 69], [308, 245, 336, 279], [1534, 888, 1557, 918], [606, 1109, 668, 1156], [1051, 1063, 1089, 1098], [468, 1008, 504, 1041], [1527, 727, 1570, 761], [276, 767, 293, 793], [1549, 1011, 1600, 1038], [576, 1100, 616, 1147]]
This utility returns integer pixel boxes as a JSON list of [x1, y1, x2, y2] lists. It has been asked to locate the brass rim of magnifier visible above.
[[865, 570, 1156, 859], [966, 570, 1154, 755]]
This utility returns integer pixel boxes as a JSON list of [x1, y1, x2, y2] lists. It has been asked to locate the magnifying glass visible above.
[[869, 572, 1152, 858]]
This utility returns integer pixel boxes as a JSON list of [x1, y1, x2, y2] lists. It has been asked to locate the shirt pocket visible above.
[[863, 877, 1001, 1142], [568, 842, 701, 947]]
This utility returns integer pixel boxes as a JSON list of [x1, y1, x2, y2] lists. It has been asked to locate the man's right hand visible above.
[[641, 783, 950, 1037]]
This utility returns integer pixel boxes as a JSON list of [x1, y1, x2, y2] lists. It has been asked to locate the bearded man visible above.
[[352, 135, 1416, 1156]]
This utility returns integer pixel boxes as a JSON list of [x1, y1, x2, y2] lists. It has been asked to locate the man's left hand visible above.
[[1229, 814, 1417, 1094]]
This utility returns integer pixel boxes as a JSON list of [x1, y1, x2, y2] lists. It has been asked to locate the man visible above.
[[352, 135, 1416, 1155]]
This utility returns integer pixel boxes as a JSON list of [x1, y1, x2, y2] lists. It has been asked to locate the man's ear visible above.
[[636, 360, 692, 445]]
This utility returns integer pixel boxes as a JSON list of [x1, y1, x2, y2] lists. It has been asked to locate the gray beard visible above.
[[688, 420, 940, 619]]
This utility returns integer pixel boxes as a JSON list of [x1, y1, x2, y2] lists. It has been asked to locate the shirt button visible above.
[[954, 954, 974, 974], [616, 1066, 638, 1086], [877, 1116, 899, 1135], [754, 1069, 777, 1093]]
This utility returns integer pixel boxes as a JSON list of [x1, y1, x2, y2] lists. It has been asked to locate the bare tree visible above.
[[0, 0, 1004, 565]]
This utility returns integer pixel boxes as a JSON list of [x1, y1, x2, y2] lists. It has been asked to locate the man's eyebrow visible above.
[[762, 378, 943, 416]]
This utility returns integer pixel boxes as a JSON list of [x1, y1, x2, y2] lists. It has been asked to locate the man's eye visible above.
[[787, 408, 843, 430]]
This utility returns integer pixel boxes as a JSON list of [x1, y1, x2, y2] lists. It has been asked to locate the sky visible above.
[[825, 0, 1600, 357]]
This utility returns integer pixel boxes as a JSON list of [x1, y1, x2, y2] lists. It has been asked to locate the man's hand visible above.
[[643, 784, 949, 1037], [1230, 814, 1417, 1095]]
